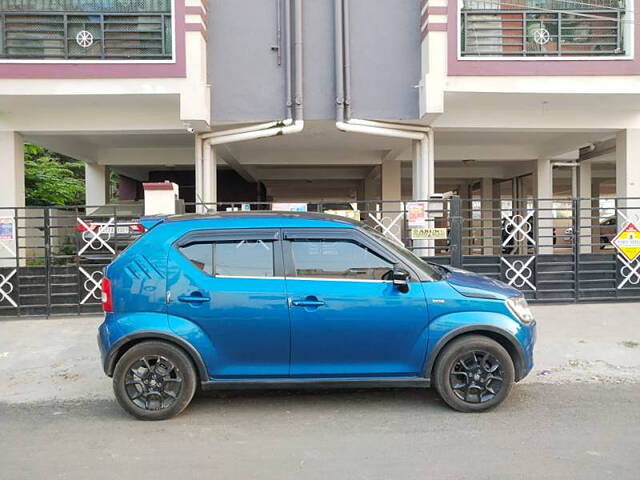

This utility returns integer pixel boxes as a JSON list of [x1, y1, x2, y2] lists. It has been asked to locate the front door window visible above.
[[290, 239, 393, 281]]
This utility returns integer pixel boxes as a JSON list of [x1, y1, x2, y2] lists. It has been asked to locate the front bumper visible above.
[[518, 320, 536, 381]]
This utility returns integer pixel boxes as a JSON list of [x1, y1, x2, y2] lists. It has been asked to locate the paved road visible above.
[[1, 383, 638, 480]]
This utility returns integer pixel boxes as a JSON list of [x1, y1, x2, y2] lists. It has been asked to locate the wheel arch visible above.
[[104, 331, 209, 383], [424, 325, 527, 383]]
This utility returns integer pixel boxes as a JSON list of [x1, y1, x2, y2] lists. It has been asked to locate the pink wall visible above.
[[447, 1, 640, 76], [0, 1, 196, 79]]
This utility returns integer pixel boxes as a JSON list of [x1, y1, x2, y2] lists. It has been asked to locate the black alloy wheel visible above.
[[449, 350, 504, 404], [433, 335, 515, 412], [124, 355, 184, 411], [113, 341, 197, 420]]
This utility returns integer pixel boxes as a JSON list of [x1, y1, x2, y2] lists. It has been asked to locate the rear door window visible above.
[[179, 242, 213, 274], [214, 240, 274, 277], [177, 229, 281, 278]]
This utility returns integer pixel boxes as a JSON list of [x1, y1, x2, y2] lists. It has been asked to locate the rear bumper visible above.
[[98, 315, 122, 377]]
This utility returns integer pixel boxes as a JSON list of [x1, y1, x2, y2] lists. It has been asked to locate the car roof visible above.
[[163, 211, 363, 229]]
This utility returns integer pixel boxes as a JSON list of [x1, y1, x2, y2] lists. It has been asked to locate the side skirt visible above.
[[201, 377, 431, 391]]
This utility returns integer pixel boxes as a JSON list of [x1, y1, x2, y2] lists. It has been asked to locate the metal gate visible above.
[[1, 197, 639, 318], [0, 204, 143, 318]]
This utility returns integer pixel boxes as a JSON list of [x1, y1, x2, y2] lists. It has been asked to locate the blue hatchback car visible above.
[[98, 212, 536, 420]]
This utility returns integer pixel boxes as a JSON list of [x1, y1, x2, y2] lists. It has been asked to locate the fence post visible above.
[[450, 195, 463, 268], [43, 208, 52, 317], [572, 198, 580, 303]]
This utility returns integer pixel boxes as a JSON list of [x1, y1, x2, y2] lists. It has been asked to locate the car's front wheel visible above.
[[433, 335, 515, 412], [113, 341, 197, 420]]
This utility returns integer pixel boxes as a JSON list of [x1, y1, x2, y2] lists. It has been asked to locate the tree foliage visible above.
[[24, 144, 86, 206]]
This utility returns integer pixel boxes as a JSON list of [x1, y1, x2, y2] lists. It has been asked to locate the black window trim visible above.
[[282, 228, 420, 282], [174, 228, 284, 278]]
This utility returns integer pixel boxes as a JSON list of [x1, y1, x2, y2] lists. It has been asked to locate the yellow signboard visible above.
[[612, 222, 640, 262], [410, 227, 448, 240]]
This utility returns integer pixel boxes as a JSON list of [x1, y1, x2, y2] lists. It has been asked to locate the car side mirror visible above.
[[392, 267, 410, 293]]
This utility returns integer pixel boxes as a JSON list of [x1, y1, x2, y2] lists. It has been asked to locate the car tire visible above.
[[113, 341, 197, 421], [433, 335, 514, 413]]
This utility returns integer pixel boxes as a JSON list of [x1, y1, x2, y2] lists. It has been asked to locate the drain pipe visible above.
[[334, 0, 433, 199], [196, 0, 304, 209]]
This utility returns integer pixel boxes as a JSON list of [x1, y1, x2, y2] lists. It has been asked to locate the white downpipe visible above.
[[199, 120, 304, 209], [336, 120, 434, 200], [200, 121, 282, 140], [347, 118, 431, 134], [197, 0, 305, 208], [336, 121, 425, 141]]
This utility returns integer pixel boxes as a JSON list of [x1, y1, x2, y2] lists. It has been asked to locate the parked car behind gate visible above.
[[76, 203, 144, 261], [98, 212, 536, 420]]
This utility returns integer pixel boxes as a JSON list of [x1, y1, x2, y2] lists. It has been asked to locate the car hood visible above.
[[440, 265, 520, 301]]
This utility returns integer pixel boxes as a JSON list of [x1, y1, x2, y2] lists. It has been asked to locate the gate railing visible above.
[[2, 196, 640, 318]]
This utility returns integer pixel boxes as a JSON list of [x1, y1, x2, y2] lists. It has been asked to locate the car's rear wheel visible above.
[[433, 335, 514, 412], [113, 341, 197, 420]]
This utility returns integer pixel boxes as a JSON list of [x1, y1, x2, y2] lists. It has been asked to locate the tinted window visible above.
[[180, 243, 213, 274], [290, 239, 393, 280], [214, 240, 274, 277]]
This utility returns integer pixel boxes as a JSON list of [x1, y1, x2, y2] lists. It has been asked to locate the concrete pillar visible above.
[[616, 129, 640, 223], [578, 160, 592, 253], [85, 163, 108, 207], [382, 157, 403, 242], [459, 181, 472, 255], [535, 158, 554, 254], [202, 144, 218, 207], [363, 166, 379, 200], [0, 132, 25, 208], [381, 158, 401, 203], [0, 132, 24, 267], [194, 136, 204, 213], [412, 136, 434, 200], [480, 178, 500, 255]]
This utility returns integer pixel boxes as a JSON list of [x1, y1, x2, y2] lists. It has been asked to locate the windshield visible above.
[[363, 226, 442, 281]]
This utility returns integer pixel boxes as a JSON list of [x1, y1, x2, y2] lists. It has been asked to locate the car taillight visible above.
[[76, 222, 95, 232], [129, 223, 145, 233], [101, 277, 113, 313]]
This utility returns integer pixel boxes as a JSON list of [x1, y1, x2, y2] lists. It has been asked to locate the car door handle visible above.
[[178, 294, 210, 304], [289, 297, 325, 308]]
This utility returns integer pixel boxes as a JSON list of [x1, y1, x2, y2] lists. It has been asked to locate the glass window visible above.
[[214, 240, 274, 277], [179, 243, 213, 275], [290, 239, 393, 281]]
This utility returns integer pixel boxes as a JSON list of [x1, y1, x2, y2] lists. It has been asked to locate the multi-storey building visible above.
[[1, 0, 636, 207], [1, 0, 640, 309]]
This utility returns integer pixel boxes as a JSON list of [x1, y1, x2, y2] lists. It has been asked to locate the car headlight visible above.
[[506, 296, 535, 325]]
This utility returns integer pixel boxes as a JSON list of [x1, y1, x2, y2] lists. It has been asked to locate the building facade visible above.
[[1, 0, 640, 311], [1, 0, 638, 207]]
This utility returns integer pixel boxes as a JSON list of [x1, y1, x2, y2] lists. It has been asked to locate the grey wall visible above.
[[348, 0, 421, 120], [302, 0, 336, 120], [209, 0, 420, 123], [209, 0, 286, 122]]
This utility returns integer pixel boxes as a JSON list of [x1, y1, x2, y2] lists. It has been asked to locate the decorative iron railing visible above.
[[0, 0, 172, 59], [461, 0, 626, 57]]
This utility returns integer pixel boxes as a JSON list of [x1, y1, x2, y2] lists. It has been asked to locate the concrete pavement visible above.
[[1, 303, 639, 404], [0, 303, 639, 479], [1, 384, 638, 479]]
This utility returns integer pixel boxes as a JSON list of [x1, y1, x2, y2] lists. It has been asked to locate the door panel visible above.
[[283, 231, 430, 377], [167, 231, 290, 378], [287, 279, 430, 376]]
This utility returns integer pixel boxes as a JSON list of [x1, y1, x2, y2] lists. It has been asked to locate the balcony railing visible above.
[[461, 0, 626, 57], [0, 1, 172, 60]]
